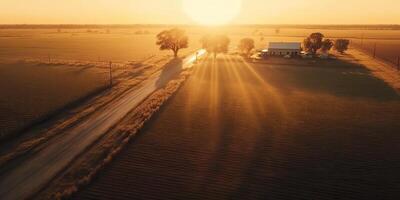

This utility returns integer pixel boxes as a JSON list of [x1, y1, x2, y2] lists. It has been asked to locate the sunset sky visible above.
[[1, 0, 399, 25]]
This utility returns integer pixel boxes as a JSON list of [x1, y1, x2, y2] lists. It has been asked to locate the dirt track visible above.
[[75, 55, 400, 200]]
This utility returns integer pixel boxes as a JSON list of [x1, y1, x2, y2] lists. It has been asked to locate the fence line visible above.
[[350, 39, 400, 71]]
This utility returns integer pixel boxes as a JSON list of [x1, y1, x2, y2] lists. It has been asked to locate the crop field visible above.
[[74, 55, 400, 200], [0, 62, 108, 138], [1, 27, 399, 62], [0, 28, 201, 62], [0, 26, 399, 139], [0, 27, 204, 138], [351, 39, 400, 67]]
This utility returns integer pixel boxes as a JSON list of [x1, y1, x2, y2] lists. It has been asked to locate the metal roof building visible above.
[[267, 42, 302, 56]]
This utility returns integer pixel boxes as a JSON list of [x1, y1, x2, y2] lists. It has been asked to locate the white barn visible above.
[[267, 42, 301, 56]]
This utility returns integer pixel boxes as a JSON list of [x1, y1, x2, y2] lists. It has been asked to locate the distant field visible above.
[[1, 27, 400, 61], [0, 29, 201, 62], [0, 62, 107, 138]]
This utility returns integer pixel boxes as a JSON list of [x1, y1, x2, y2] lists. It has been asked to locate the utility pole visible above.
[[109, 61, 113, 87], [373, 43, 377, 59]]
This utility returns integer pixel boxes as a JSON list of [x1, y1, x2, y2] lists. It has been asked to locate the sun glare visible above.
[[182, 0, 242, 25]]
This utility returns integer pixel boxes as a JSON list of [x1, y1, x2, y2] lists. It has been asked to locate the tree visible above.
[[200, 34, 230, 58], [303, 32, 325, 55], [334, 39, 350, 54], [321, 39, 334, 53], [238, 38, 255, 57], [156, 28, 188, 57]]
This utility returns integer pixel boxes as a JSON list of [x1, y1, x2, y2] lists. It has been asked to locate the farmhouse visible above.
[[267, 42, 301, 56]]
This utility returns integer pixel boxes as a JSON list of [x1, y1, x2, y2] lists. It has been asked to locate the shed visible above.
[[268, 42, 301, 56]]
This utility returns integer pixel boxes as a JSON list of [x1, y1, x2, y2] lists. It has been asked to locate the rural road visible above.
[[0, 50, 205, 200]]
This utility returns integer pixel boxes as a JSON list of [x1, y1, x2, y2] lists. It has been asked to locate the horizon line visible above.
[[1, 24, 400, 30], [0, 23, 399, 26]]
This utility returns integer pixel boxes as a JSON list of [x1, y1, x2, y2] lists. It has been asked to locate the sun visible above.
[[182, 0, 242, 25]]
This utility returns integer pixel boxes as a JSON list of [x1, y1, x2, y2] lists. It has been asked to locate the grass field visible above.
[[74, 55, 400, 200]]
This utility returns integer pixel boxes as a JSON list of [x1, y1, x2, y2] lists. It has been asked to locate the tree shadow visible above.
[[248, 58, 400, 101], [156, 58, 183, 89]]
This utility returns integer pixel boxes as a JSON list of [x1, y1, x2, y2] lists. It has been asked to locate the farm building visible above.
[[267, 42, 301, 56]]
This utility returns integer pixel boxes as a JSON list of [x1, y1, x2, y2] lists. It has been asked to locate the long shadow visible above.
[[226, 57, 400, 199], [180, 56, 400, 198], [155, 58, 183, 89], [247, 58, 399, 101]]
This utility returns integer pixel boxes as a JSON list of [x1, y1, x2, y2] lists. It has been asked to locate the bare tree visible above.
[[238, 38, 255, 57], [334, 39, 350, 54], [303, 32, 325, 55], [200, 34, 230, 59], [156, 28, 188, 57]]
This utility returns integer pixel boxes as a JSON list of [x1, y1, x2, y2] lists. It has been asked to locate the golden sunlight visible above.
[[182, 0, 242, 25]]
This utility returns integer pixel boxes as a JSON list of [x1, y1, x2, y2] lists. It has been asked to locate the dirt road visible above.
[[0, 50, 205, 200], [75, 55, 400, 200]]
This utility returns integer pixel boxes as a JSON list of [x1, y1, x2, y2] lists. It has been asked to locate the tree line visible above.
[[303, 33, 350, 55], [156, 28, 231, 58], [155, 28, 350, 58]]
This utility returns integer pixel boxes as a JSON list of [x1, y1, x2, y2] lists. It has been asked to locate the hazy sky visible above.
[[1, 0, 399, 24]]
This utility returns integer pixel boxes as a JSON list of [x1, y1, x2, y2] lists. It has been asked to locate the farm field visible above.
[[351, 39, 400, 66], [74, 55, 400, 200], [2, 0, 400, 199], [0, 26, 399, 140], [0, 62, 108, 138], [0, 28, 201, 62], [0, 27, 201, 138], [1, 27, 400, 61]]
